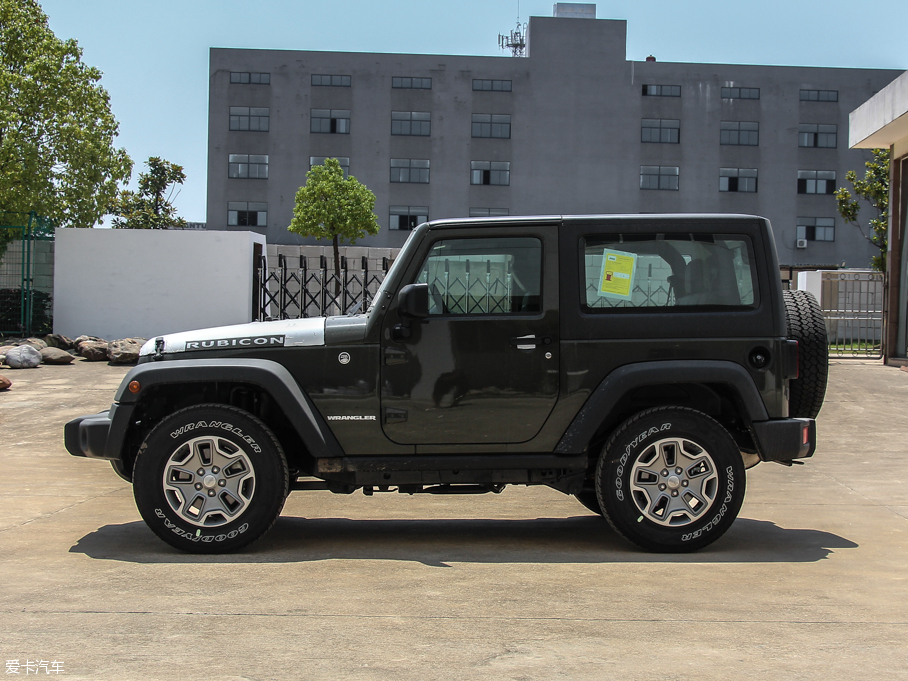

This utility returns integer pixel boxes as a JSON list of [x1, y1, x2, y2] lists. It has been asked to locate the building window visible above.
[[472, 114, 511, 139], [229, 107, 269, 131], [390, 159, 430, 183], [309, 156, 350, 177], [392, 76, 431, 89], [311, 74, 351, 87], [471, 161, 510, 186], [640, 166, 679, 191], [797, 217, 835, 241], [390, 205, 428, 230], [800, 89, 838, 102], [230, 72, 270, 85], [469, 208, 509, 217], [391, 111, 431, 136], [721, 87, 760, 99], [642, 84, 681, 97], [641, 119, 680, 144], [473, 79, 512, 92], [797, 170, 836, 194], [799, 124, 837, 148], [720, 121, 759, 146], [227, 202, 267, 227], [310, 109, 350, 134], [228, 154, 269, 179], [719, 168, 757, 193]]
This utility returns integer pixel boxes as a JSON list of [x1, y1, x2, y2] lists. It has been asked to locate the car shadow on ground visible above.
[[69, 515, 857, 566]]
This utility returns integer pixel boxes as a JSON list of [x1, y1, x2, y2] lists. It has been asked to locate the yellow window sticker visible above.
[[598, 249, 637, 301]]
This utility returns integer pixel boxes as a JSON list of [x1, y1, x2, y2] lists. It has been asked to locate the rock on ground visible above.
[[40, 347, 75, 365], [44, 334, 74, 350], [79, 341, 109, 362], [73, 336, 106, 354], [108, 338, 147, 365], [4, 337, 49, 350], [0, 375, 10, 390], [5, 345, 42, 368]]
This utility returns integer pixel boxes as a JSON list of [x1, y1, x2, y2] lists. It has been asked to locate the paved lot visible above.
[[0, 358, 907, 680]]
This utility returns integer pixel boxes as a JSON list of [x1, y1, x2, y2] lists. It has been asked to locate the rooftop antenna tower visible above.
[[498, 1, 528, 57]]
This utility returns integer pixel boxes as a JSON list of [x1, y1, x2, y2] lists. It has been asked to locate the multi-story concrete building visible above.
[[206, 5, 903, 268]]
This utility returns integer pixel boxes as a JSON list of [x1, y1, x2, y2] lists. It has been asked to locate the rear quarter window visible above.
[[582, 233, 757, 312]]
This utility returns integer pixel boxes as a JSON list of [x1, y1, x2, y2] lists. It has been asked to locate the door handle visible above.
[[510, 335, 540, 350]]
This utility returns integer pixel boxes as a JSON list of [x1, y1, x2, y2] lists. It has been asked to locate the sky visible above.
[[39, 0, 908, 225]]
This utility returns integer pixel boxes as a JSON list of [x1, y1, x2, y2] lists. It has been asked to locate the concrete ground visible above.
[[0, 359, 906, 681]]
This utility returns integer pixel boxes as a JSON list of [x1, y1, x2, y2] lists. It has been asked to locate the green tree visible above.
[[0, 0, 132, 232], [288, 158, 380, 291], [835, 149, 890, 272], [109, 157, 187, 229]]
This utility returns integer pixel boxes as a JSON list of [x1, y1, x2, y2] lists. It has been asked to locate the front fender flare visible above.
[[106, 358, 344, 462]]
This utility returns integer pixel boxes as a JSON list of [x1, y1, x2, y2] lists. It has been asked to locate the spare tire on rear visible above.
[[783, 289, 828, 419]]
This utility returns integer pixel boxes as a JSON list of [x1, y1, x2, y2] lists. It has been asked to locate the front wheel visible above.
[[573, 489, 603, 515], [133, 404, 289, 553], [596, 407, 745, 552]]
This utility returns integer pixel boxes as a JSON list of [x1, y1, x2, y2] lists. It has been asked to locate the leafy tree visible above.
[[0, 0, 132, 232], [835, 149, 890, 272], [109, 157, 187, 229], [288, 158, 380, 291]]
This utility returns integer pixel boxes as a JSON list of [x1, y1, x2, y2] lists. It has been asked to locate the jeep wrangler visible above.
[[65, 214, 828, 553]]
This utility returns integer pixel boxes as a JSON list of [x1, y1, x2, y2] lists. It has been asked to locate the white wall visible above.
[[53, 229, 265, 340]]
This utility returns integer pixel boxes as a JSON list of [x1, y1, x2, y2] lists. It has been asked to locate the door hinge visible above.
[[383, 407, 408, 425], [384, 347, 408, 365]]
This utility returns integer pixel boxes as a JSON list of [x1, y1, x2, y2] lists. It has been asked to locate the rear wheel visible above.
[[783, 289, 828, 419], [596, 407, 745, 552], [133, 404, 288, 553]]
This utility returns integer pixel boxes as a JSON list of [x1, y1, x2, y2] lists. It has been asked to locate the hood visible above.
[[139, 318, 326, 357]]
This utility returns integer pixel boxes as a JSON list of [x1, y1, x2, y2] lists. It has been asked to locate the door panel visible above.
[[380, 231, 559, 445]]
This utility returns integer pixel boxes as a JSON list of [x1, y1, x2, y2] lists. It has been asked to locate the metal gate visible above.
[[258, 254, 389, 320], [0, 211, 55, 336], [821, 271, 884, 359]]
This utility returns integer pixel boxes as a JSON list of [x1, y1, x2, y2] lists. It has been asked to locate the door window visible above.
[[416, 237, 542, 315]]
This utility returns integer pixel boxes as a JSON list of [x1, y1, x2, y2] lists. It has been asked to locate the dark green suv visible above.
[[65, 214, 828, 553]]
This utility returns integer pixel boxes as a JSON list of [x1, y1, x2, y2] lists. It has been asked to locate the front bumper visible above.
[[751, 418, 816, 462], [65, 410, 115, 460]]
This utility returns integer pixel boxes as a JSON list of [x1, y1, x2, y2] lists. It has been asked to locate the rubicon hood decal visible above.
[[185, 335, 286, 350], [140, 318, 326, 356]]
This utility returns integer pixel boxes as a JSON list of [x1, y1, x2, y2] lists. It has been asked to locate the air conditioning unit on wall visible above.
[[796, 238, 808, 249]]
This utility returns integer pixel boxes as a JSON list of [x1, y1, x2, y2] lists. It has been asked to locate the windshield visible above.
[[367, 226, 423, 317]]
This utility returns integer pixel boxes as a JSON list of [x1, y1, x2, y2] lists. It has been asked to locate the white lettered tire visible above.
[[133, 404, 288, 553], [596, 407, 745, 552]]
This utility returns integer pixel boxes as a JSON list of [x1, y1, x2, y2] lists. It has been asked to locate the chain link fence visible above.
[[0, 212, 55, 336]]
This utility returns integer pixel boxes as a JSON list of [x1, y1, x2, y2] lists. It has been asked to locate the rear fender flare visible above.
[[554, 360, 769, 455]]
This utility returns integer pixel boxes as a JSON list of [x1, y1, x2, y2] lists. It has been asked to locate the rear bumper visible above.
[[65, 411, 115, 460], [751, 418, 816, 462]]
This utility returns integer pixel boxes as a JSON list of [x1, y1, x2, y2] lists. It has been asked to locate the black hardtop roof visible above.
[[425, 214, 768, 230]]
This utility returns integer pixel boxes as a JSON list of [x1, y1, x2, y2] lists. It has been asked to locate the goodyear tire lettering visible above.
[[154, 508, 249, 543]]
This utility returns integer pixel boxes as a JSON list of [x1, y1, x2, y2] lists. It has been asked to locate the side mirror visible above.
[[398, 283, 429, 319], [392, 283, 429, 340]]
